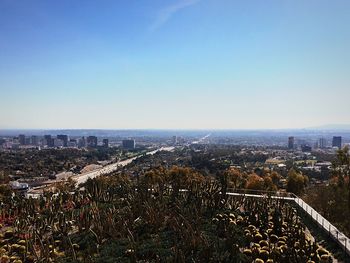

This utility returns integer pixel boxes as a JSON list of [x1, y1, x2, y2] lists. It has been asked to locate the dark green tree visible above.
[[333, 146, 350, 209]]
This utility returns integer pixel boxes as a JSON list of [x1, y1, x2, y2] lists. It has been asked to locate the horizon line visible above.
[[1, 127, 350, 132]]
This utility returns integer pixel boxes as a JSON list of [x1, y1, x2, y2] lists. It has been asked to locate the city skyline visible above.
[[1, 0, 350, 129]]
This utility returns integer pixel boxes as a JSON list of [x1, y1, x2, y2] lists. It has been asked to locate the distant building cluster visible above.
[[171, 135, 186, 145], [287, 135, 343, 152], [0, 134, 113, 150]]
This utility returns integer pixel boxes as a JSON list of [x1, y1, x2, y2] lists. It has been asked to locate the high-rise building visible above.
[[172, 136, 178, 145], [67, 139, 77, 148], [44, 135, 54, 147], [19, 134, 26, 145], [31, 136, 38, 146], [288, 137, 294, 150], [332, 136, 342, 149], [53, 138, 64, 147], [57, 135, 69, 147], [103, 139, 109, 148], [122, 139, 135, 149], [25, 137, 31, 145], [319, 138, 327, 149], [78, 137, 86, 148], [87, 136, 98, 148]]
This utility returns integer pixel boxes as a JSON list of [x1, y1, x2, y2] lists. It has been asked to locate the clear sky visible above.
[[0, 0, 349, 129]]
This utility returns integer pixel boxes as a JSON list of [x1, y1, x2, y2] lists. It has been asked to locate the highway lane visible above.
[[72, 146, 175, 185], [190, 133, 211, 145]]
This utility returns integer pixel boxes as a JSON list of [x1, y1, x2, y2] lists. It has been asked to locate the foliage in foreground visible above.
[[305, 146, 350, 237], [0, 167, 335, 262]]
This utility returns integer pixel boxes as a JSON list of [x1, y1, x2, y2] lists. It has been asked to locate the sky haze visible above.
[[0, 0, 349, 129]]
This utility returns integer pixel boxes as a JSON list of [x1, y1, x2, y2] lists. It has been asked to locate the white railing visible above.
[[294, 196, 350, 257], [224, 189, 350, 257]]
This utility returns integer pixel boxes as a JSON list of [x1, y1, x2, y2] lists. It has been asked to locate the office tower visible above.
[[78, 137, 86, 148], [332, 136, 342, 149], [0, 138, 5, 149], [172, 136, 178, 145], [25, 137, 31, 145], [53, 138, 64, 147], [122, 139, 135, 149], [67, 139, 77, 148], [288, 137, 294, 150], [19, 134, 26, 145], [44, 135, 54, 147], [87, 136, 98, 147], [57, 135, 69, 147], [319, 138, 327, 149], [31, 136, 38, 146], [103, 139, 109, 148]]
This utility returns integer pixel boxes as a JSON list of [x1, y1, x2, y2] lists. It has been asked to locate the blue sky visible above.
[[0, 0, 349, 129]]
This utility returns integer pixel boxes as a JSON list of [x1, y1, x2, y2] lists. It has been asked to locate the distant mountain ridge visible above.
[[307, 124, 350, 130], [1, 125, 350, 137]]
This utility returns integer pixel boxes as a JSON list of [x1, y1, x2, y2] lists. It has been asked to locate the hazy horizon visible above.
[[2, 123, 350, 131], [1, 0, 350, 129], [2, 124, 350, 132]]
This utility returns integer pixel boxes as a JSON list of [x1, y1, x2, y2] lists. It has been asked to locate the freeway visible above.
[[26, 146, 174, 197], [191, 133, 211, 144], [72, 146, 175, 185]]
